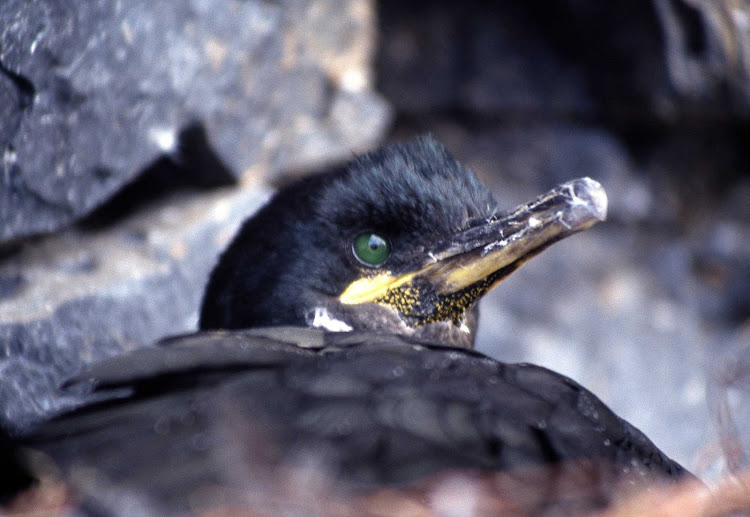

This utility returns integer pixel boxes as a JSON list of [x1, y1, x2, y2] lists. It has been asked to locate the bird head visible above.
[[199, 136, 607, 348]]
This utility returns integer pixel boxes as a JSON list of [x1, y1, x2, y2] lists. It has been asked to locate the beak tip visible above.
[[571, 177, 608, 223]]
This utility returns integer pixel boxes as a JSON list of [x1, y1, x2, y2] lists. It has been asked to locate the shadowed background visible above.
[[0, 0, 748, 483]]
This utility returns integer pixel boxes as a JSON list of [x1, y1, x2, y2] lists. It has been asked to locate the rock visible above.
[[0, 184, 271, 429], [377, 0, 750, 119], [0, 0, 391, 243], [708, 327, 750, 473], [0, 0, 393, 431], [654, 0, 750, 113], [376, 0, 657, 116], [692, 220, 750, 327]]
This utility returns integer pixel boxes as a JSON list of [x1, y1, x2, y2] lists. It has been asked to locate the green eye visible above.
[[353, 232, 391, 267]]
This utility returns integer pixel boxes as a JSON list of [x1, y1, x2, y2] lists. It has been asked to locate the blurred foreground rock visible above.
[[0, 0, 389, 243], [5, 452, 750, 515]]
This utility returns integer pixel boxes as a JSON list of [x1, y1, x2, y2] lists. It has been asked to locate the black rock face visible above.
[[0, 0, 389, 243]]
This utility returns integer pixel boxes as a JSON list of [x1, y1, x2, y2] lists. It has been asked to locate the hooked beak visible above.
[[339, 177, 608, 326]]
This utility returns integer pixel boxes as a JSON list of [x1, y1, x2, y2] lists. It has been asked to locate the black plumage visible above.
[[4, 136, 690, 516], [200, 137, 497, 336], [22, 329, 686, 515]]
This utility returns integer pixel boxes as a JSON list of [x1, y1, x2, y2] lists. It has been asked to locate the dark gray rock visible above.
[[376, 0, 653, 116], [0, 0, 390, 243], [0, 0, 392, 432], [654, 0, 750, 113], [377, 0, 750, 119], [708, 328, 750, 474]]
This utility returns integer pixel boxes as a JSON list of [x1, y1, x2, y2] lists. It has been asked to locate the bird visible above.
[[2, 136, 690, 516]]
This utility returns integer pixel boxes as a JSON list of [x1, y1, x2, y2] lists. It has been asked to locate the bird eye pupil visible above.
[[353, 232, 390, 267]]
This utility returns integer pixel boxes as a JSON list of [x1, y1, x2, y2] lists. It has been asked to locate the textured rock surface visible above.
[[0, 185, 271, 429], [377, 0, 750, 117], [0, 0, 391, 433], [0, 0, 390, 243]]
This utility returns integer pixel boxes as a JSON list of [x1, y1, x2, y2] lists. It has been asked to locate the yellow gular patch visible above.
[[339, 272, 417, 305]]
